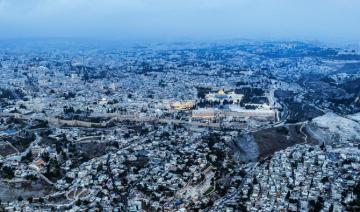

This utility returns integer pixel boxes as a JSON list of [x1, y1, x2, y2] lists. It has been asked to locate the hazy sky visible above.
[[0, 0, 360, 43]]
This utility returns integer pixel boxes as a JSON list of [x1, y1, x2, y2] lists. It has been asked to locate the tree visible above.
[[320, 142, 326, 151], [27, 197, 33, 203], [21, 150, 33, 163], [347, 180, 360, 210], [75, 199, 81, 206], [41, 152, 50, 162], [38, 197, 44, 204], [239, 169, 247, 177], [253, 176, 258, 184], [310, 197, 324, 212], [285, 191, 290, 200], [1, 166, 15, 179]]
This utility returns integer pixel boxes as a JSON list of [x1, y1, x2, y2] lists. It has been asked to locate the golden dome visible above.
[[218, 89, 225, 95]]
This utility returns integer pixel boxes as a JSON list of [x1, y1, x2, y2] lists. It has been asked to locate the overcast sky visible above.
[[0, 0, 359, 43]]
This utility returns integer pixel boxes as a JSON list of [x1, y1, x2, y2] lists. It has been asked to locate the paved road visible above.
[[299, 122, 309, 144]]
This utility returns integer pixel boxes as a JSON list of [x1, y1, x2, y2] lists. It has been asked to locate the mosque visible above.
[[205, 89, 244, 104], [193, 89, 276, 122]]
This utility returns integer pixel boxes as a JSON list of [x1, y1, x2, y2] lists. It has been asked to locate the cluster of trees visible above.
[[196, 100, 221, 108], [138, 62, 164, 74], [196, 99, 238, 108], [158, 79, 166, 87], [63, 106, 86, 115], [30, 120, 49, 129], [81, 68, 107, 82], [308, 197, 324, 212], [21, 150, 33, 163], [44, 157, 62, 180], [0, 88, 15, 99], [347, 180, 360, 210], [204, 133, 228, 170], [196, 87, 212, 99], [0, 164, 15, 179], [63, 106, 76, 114], [62, 92, 76, 100], [236, 81, 249, 86], [0, 88, 25, 100]]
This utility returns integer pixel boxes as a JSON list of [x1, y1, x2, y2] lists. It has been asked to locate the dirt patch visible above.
[[233, 125, 318, 162], [254, 125, 317, 159], [0, 179, 54, 202], [229, 134, 259, 162], [0, 143, 17, 156], [76, 141, 111, 159]]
